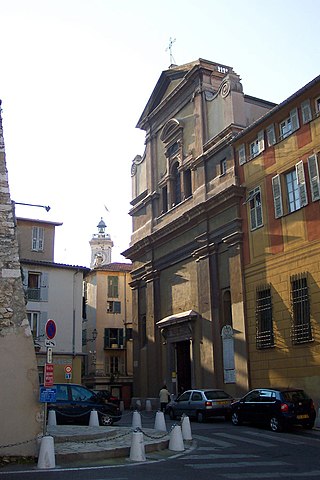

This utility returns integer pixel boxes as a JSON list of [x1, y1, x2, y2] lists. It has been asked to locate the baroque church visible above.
[[123, 59, 276, 399]]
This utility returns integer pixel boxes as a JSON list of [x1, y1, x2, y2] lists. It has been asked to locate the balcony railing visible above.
[[27, 288, 41, 301]]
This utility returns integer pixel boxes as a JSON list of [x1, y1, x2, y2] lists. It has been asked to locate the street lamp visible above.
[[87, 328, 98, 342]]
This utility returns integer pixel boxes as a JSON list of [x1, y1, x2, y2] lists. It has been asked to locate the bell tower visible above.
[[89, 217, 113, 268]]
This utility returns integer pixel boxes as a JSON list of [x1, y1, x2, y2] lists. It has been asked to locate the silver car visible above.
[[166, 388, 233, 422]]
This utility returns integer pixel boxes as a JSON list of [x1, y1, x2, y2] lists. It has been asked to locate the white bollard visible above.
[[119, 400, 125, 412], [168, 425, 185, 452], [145, 399, 152, 411], [181, 415, 192, 440], [37, 435, 56, 469], [136, 399, 142, 410], [89, 409, 100, 426], [154, 410, 167, 431], [132, 410, 142, 429], [129, 430, 146, 462], [47, 410, 57, 426]]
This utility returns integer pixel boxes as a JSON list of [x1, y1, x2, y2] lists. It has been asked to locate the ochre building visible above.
[[235, 75, 320, 407]]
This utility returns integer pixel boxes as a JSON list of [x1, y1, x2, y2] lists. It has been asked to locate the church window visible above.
[[172, 162, 181, 206]]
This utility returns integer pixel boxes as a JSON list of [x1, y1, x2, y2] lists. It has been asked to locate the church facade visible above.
[[123, 59, 276, 399]]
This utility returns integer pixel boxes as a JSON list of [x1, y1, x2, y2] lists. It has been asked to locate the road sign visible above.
[[45, 319, 57, 340], [64, 365, 72, 374], [45, 339, 56, 347], [65, 373, 72, 380], [44, 363, 54, 387], [46, 347, 53, 364], [39, 387, 57, 403]]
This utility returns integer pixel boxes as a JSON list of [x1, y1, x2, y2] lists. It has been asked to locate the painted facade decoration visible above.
[[235, 74, 320, 409]]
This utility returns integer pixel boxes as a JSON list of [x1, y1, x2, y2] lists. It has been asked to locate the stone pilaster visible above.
[[222, 231, 249, 394]]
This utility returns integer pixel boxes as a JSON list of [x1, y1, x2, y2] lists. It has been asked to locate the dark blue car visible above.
[[231, 388, 316, 432], [41, 383, 121, 426]]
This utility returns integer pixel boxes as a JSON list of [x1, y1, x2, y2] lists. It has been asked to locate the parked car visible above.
[[166, 389, 233, 422], [93, 390, 120, 406], [41, 383, 121, 426], [231, 388, 316, 432]]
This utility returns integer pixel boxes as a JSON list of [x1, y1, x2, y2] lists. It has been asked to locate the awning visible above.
[[156, 310, 198, 329]]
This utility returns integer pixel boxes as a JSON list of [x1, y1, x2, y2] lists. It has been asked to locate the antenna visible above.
[[166, 37, 176, 66]]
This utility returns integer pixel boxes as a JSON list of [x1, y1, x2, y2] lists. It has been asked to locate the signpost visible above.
[[42, 319, 57, 435], [64, 365, 72, 381]]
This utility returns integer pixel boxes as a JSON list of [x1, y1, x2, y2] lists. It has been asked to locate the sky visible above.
[[0, 0, 319, 267]]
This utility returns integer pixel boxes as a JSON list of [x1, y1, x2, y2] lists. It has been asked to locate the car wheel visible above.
[[100, 413, 114, 426], [196, 411, 205, 423], [168, 408, 176, 420], [270, 416, 282, 432], [231, 411, 242, 426]]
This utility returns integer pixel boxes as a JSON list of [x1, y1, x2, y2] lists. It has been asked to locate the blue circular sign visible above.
[[45, 319, 56, 340]]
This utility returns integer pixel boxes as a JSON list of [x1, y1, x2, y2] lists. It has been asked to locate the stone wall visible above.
[[0, 102, 42, 457]]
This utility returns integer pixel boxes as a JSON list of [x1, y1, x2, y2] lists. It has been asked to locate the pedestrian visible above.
[[159, 384, 171, 413]]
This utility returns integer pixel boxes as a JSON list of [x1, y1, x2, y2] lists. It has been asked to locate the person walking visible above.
[[159, 385, 171, 413]]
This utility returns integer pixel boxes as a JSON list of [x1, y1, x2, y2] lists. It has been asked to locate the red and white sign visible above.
[[64, 365, 72, 374], [44, 363, 54, 387], [45, 319, 57, 340]]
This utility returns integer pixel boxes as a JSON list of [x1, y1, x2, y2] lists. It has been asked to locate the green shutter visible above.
[[272, 175, 283, 218], [307, 154, 320, 201], [295, 160, 308, 207], [104, 328, 110, 348]]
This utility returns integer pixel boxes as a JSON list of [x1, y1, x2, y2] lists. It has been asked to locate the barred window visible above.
[[291, 273, 312, 344], [256, 285, 274, 349]]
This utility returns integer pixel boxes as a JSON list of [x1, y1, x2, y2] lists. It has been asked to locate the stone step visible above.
[[46, 425, 170, 464]]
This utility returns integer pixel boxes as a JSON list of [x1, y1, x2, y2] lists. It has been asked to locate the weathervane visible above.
[[166, 37, 176, 66]]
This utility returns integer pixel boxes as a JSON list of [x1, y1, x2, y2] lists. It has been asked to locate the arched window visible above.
[[172, 162, 181, 206]]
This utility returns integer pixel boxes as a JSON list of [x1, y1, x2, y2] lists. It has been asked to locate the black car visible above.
[[93, 390, 120, 406], [41, 383, 121, 426], [231, 388, 316, 432], [166, 389, 233, 422]]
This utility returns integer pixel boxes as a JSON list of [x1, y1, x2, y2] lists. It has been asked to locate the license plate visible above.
[[297, 414, 309, 419], [216, 400, 229, 406]]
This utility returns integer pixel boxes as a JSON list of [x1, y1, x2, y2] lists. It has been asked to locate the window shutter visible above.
[[32, 227, 38, 250], [290, 108, 299, 132], [307, 154, 320, 201], [295, 160, 308, 207], [301, 99, 312, 124], [40, 272, 49, 301], [39, 311, 48, 338], [22, 268, 28, 289], [266, 124, 276, 146], [114, 301, 121, 313], [250, 208, 257, 230], [38, 227, 44, 250], [238, 144, 246, 165], [258, 130, 265, 153], [272, 175, 283, 218], [104, 328, 110, 348], [256, 203, 263, 227], [119, 328, 124, 346]]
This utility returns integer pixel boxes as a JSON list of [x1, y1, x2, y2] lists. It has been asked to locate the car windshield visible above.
[[205, 390, 231, 400], [282, 390, 309, 402]]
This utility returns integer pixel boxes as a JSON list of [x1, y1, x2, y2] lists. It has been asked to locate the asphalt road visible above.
[[1, 412, 320, 480]]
